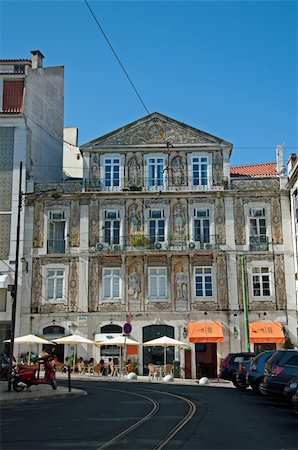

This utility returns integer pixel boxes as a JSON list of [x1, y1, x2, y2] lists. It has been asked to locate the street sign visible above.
[[123, 322, 132, 335]]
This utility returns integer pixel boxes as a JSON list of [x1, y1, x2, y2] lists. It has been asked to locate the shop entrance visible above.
[[42, 326, 65, 363], [143, 325, 174, 374], [195, 343, 217, 378]]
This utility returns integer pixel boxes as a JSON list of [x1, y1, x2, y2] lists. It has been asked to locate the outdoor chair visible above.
[[147, 363, 157, 381], [163, 364, 173, 376]]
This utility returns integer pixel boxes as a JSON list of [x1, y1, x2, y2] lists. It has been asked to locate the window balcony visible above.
[[47, 239, 66, 254], [249, 236, 269, 251]]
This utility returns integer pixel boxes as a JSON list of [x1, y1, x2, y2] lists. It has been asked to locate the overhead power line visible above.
[[84, 0, 150, 116]]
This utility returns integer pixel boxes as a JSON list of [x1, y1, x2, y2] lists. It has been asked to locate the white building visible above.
[[63, 127, 83, 179], [0, 50, 64, 349], [20, 113, 297, 377]]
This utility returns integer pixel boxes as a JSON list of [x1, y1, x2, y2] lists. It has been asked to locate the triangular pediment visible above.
[[81, 112, 232, 148]]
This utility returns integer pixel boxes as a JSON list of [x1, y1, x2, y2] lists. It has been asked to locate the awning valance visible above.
[[0, 274, 9, 289], [188, 321, 224, 343], [249, 321, 285, 343]]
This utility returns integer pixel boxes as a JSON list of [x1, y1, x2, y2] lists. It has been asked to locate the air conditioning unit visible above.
[[112, 244, 121, 251], [204, 243, 213, 250], [154, 242, 163, 250], [95, 242, 107, 251], [189, 242, 196, 250]]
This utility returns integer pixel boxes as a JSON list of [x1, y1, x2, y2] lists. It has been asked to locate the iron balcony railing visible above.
[[86, 176, 225, 193], [249, 236, 269, 251], [91, 235, 220, 252]]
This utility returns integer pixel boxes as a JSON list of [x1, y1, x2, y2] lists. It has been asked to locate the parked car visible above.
[[235, 360, 251, 390], [247, 350, 275, 393], [292, 389, 298, 414], [220, 353, 256, 387], [284, 377, 298, 404], [260, 350, 298, 396]]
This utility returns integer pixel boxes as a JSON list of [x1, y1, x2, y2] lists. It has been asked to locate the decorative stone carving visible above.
[[172, 202, 187, 244], [173, 262, 188, 302], [234, 198, 246, 245], [212, 151, 223, 185], [216, 253, 228, 309], [214, 196, 226, 244], [271, 196, 283, 244], [35, 182, 82, 193], [145, 302, 172, 312], [89, 153, 100, 186], [68, 258, 79, 311], [69, 200, 80, 247], [128, 203, 142, 234], [127, 156, 142, 188], [99, 303, 126, 312], [89, 199, 99, 247], [192, 301, 219, 311], [93, 118, 216, 146], [40, 304, 68, 313], [171, 155, 186, 186], [88, 257, 99, 311], [128, 263, 142, 301], [33, 201, 44, 248], [31, 259, 42, 312], [274, 255, 286, 310], [231, 179, 279, 191]]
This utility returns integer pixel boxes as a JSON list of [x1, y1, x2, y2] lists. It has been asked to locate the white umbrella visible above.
[[52, 334, 95, 369], [143, 335, 187, 365], [97, 335, 139, 367], [4, 334, 54, 364]]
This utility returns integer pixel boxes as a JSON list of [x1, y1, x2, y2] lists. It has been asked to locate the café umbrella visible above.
[[52, 334, 95, 369], [97, 335, 140, 366], [143, 335, 187, 366], [4, 334, 54, 364]]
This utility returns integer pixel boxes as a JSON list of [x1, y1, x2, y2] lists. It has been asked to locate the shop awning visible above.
[[188, 321, 224, 343], [249, 322, 285, 343], [0, 274, 8, 289]]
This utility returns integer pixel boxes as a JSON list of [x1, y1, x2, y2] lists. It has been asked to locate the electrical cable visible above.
[[84, 0, 150, 116]]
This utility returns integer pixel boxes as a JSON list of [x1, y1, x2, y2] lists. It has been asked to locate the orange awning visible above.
[[127, 345, 139, 355], [188, 321, 224, 343], [249, 322, 285, 343]]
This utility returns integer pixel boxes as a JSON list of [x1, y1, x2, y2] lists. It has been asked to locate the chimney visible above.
[[31, 50, 44, 69], [276, 144, 285, 175]]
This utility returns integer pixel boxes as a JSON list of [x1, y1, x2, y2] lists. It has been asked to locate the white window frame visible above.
[[148, 267, 168, 300], [102, 267, 122, 301], [101, 154, 124, 190], [42, 264, 69, 304], [145, 154, 166, 189], [247, 261, 275, 302], [194, 266, 214, 300], [147, 209, 166, 243], [103, 210, 121, 245], [188, 152, 212, 188], [244, 203, 270, 248], [46, 209, 69, 254]]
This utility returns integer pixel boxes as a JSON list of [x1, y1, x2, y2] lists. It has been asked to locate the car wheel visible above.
[[252, 378, 262, 394], [233, 378, 248, 390], [259, 382, 267, 396]]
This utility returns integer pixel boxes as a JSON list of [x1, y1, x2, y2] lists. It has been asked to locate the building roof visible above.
[[0, 59, 31, 63], [230, 162, 277, 178]]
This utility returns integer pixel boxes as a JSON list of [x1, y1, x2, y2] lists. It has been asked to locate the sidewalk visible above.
[[0, 375, 233, 405]]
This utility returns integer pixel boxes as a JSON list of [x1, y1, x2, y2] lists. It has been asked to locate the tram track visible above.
[[75, 382, 197, 450]]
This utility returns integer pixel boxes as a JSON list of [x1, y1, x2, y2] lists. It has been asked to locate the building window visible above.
[[192, 156, 209, 186], [149, 210, 165, 243], [148, 267, 167, 298], [103, 210, 120, 245], [48, 211, 66, 253], [249, 208, 267, 249], [195, 267, 213, 297], [46, 269, 64, 301], [103, 268, 121, 299], [148, 157, 164, 187], [2, 80, 24, 111], [252, 267, 271, 297], [104, 157, 120, 188], [193, 209, 210, 244]]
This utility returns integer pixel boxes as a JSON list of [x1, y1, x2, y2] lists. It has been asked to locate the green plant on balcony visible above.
[[130, 231, 150, 247]]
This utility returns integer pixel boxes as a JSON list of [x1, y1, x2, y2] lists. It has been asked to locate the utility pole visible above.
[[241, 254, 250, 352], [8, 162, 23, 391]]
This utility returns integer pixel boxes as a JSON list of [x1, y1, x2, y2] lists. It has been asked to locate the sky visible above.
[[1, 0, 297, 166]]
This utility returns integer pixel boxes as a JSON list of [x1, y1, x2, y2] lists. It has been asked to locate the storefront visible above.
[[188, 321, 224, 378], [249, 321, 285, 353]]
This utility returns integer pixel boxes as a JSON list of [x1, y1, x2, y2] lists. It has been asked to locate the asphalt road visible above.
[[1, 380, 297, 450]]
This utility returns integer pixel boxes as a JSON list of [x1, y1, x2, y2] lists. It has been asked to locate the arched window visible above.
[[143, 325, 174, 372], [101, 324, 122, 334]]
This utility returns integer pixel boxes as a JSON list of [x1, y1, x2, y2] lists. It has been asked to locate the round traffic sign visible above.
[[123, 322, 132, 335]]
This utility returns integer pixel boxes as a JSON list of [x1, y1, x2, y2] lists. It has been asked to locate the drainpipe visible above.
[[241, 255, 250, 352]]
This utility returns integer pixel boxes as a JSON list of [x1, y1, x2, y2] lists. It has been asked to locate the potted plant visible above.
[[130, 231, 150, 247]]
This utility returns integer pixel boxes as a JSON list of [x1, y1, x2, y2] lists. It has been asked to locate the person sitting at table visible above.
[[77, 357, 85, 374], [88, 357, 95, 374], [108, 357, 115, 375]]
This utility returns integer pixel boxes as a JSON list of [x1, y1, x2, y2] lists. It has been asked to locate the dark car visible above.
[[292, 389, 298, 413], [260, 349, 298, 396], [284, 377, 298, 404], [220, 353, 256, 387], [247, 350, 275, 393]]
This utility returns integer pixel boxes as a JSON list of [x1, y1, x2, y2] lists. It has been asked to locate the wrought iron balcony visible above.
[[249, 236, 269, 251]]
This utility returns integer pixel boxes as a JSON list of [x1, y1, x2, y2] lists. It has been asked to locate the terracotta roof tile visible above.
[[230, 162, 277, 178]]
